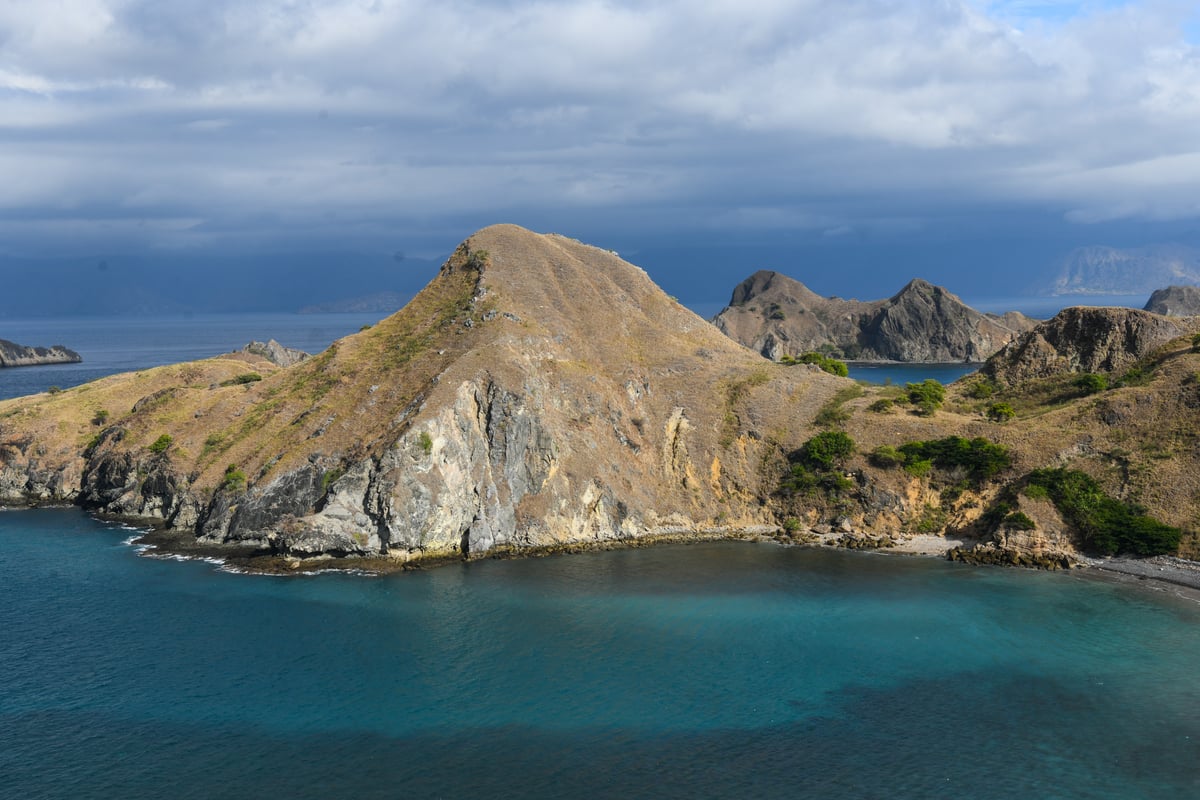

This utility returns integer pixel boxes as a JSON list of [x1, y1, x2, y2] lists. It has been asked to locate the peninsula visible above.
[[1, 225, 1197, 573]]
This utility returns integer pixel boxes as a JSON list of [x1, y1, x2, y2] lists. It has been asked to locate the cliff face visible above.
[[5, 226, 1200, 570], [981, 307, 1192, 386], [0, 339, 82, 367], [1144, 286, 1200, 317], [713, 272, 1034, 362], [0, 226, 848, 560]]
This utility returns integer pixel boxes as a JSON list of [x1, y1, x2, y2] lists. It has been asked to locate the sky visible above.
[[3, 0, 1200, 313]]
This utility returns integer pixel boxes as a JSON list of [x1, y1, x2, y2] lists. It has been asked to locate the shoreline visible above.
[[14, 504, 1200, 598]]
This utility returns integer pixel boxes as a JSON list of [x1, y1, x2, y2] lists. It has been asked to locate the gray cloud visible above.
[[1, 0, 1198, 261]]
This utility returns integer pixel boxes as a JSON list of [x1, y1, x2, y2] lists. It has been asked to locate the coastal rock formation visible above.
[[5, 225, 1200, 570], [1144, 286, 1200, 317], [981, 306, 1192, 386], [0, 339, 82, 368], [0, 226, 847, 559], [239, 339, 311, 367], [713, 271, 1035, 362]]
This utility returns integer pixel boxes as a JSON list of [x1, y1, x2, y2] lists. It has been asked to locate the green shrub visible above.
[[1002, 511, 1037, 531], [321, 467, 345, 492], [799, 430, 855, 470], [222, 464, 248, 494], [869, 445, 906, 468], [782, 517, 803, 534], [788, 352, 849, 377], [1073, 373, 1107, 395], [987, 402, 1015, 423], [1192, 333, 1200, 353], [898, 436, 1011, 485], [92, 409, 110, 426], [220, 373, 263, 387], [867, 398, 894, 413], [1026, 468, 1180, 556], [148, 434, 173, 454], [47, 386, 62, 394], [967, 379, 997, 400], [418, 431, 433, 455], [1021, 483, 1049, 501], [906, 379, 945, 415], [904, 459, 932, 478]]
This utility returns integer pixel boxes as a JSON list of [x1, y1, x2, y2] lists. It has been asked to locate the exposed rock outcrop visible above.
[[1144, 286, 1200, 317], [239, 339, 310, 367], [0, 339, 82, 368], [713, 272, 1035, 362], [0, 226, 848, 561], [981, 306, 1193, 386], [6, 225, 1200, 572]]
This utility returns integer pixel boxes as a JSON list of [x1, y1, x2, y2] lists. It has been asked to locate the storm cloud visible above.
[[2, 1, 1198, 299]]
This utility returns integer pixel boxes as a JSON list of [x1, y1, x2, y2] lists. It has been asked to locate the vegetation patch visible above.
[[905, 379, 945, 415], [782, 431, 856, 496], [220, 373, 263, 387], [148, 434, 173, 454], [986, 402, 1015, 423], [780, 351, 848, 377], [1023, 468, 1180, 556], [222, 464, 248, 494], [898, 436, 1011, 486]]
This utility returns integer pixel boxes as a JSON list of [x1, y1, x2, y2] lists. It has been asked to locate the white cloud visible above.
[[1, 0, 1198, 254]]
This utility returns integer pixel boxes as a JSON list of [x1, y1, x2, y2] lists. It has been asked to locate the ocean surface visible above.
[[846, 362, 979, 386], [2, 507, 1198, 799], [0, 313, 383, 401]]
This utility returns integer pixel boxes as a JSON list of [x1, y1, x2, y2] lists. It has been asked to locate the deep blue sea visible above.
[[2, 507, 1199, 799], [0, 313, 383, 401], [846, 362, 979, 386]]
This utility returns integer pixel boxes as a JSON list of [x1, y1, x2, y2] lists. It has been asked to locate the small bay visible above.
[[2, 507, 1198, 799]]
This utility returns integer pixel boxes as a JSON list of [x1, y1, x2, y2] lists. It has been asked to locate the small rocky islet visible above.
[[0, 338, 82, 368], [2, 224, 1199, 578]]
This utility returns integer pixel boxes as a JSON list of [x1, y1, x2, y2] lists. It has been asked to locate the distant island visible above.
[[0, 338, 82, 368], [712, 271, 1036, 362]]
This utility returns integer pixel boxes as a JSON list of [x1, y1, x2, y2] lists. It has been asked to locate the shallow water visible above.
[[2, 507, 1198, 799]]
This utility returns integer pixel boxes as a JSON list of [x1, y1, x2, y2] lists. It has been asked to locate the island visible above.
[[0, 225, 1197, 577], [0, 338, 82, 368]]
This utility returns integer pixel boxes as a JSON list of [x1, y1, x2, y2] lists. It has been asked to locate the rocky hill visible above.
[[980, 307, 1192, 386], [3, 226, 1200, 572], [0, 339, 82, 368], [713, 271, 1035, 362], [1144, 286, 1200, 317]]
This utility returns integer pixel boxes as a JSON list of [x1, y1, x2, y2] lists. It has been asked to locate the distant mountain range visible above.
[[713, 271, 1036, 362], [1046, 245, 1200, 296]]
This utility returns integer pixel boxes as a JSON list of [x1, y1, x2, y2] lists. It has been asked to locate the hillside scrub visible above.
[[781, 351, 848, 377], [897, 436, 1012, 486], [906, 379, 945, 415], [1024, 468, 1181, 556]]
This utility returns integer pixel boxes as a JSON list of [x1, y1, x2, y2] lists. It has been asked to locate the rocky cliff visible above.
[[1144, 286, 1200, 317], [4, 226, 1200, 571], [980, 306, 1192, 386], [0, 226, 850, 561], [0, 339, 82, 368], [713, 272, 1035, 362]]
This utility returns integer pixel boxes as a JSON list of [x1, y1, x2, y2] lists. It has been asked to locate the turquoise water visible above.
[[2, 508, 1199, 799], [846, 362, 980, 385]]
